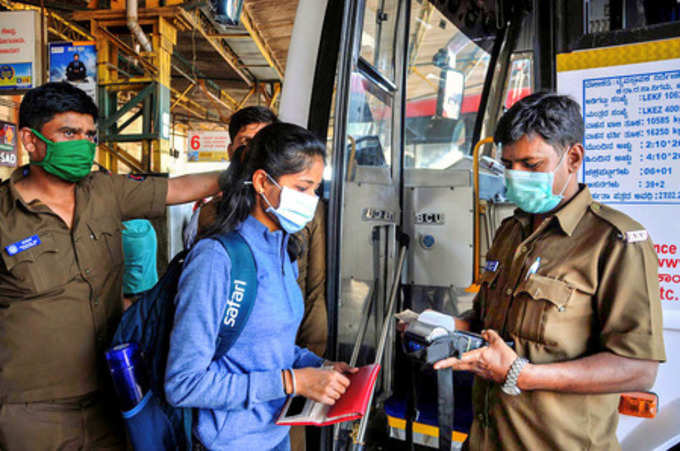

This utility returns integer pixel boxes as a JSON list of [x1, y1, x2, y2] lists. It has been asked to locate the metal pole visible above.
[[40, 0, 46, 84], [352, 236, 409, 450], [333, 227, 381, 450], [374, 236, 408, 365], [349, 226, 381, 367]]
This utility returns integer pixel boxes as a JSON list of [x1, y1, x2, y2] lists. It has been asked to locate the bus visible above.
[[278, 0, 680, 450]]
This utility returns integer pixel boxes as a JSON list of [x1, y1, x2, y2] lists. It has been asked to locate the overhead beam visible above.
[[170, 86, 209, 116], [198, 79, 232, 120], [172, 51, 238, 110], [179, 8, 253, 87], [269, 82, 282, 110], [237, 86, 256, 109], [94, 24, 158, 75], [240, 3, 284, 80], [207, 33, 250, 38], [99, 143, 144, 172], [170, 83, 194, 111]]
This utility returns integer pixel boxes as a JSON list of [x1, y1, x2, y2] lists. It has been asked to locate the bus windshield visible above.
[[404, 2, 493, 170]]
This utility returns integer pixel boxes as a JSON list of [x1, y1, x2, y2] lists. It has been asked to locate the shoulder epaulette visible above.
[[589, 202, 648, 243]]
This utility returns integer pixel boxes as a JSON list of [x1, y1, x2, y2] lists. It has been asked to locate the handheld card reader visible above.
[[400, 311, 514, 451]]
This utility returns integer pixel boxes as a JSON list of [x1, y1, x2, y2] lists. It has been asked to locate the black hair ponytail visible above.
[[206, 122, 326, 261]]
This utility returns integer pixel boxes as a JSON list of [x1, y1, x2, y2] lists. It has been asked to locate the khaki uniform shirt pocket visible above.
[[0, 231, 73, 297], [511, 274, 574, 347], [86, 220, 124, 271]]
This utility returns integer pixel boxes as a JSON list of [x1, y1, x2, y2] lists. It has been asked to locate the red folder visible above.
[[276, 364, 381, 426]]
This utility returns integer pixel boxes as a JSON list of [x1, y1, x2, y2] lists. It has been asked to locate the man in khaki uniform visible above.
[[197, 107, 327, 451], [0, 82, 221, 450], [435, 92, 665, 450]]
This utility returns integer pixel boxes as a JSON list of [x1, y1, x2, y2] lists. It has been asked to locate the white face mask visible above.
[[260, 173, 319, 233]]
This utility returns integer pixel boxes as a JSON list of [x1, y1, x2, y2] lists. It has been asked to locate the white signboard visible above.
[[0, 11, 42, 89], [187, 130, 230, 162], [558, 42, 680, 310]]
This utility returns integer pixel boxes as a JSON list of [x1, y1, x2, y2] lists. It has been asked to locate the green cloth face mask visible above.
[[30, 128, 96, 182]]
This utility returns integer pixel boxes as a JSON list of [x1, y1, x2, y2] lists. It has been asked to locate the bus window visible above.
[[501, 52, 533, 112], [360, 0, 401, 82], [586, 0, 680, 33], [404, 1, 492, 169], [346, 72, 393, 175]]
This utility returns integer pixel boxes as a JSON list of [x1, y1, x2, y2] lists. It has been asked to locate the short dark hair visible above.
[[19, 82, 98, 131], [228, 106, 278, 141], [494, 92, 584, 155]]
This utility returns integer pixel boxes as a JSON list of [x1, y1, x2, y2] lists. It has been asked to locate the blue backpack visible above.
[[110, 232, 258, 451]]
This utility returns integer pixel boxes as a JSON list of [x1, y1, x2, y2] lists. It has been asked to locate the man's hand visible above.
[[293, 367, 351, 405], [433, 329, 517, 384]]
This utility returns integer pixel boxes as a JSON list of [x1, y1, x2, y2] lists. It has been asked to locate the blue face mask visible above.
[[504, 152, 572, 214], [260, 173, 319, 234]]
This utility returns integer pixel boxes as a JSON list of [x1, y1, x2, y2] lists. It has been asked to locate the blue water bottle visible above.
[[105, 342, 147, 411]]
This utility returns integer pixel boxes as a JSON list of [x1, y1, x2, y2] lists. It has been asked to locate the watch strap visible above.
[[501, 356, 529, 396]]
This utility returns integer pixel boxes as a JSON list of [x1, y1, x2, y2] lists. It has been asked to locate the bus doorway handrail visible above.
[[471, 137, 495, 287], [351, 234, 410, 451]]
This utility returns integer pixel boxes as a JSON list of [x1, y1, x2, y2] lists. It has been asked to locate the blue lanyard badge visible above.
[[485, 260, 499, 272], [5, 235, 41, 256]]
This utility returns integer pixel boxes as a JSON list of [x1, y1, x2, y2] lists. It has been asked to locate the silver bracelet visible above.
[[289, 369, 297, 396]]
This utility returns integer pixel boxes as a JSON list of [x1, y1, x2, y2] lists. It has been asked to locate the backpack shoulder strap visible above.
[[212, 232, 258, 360]]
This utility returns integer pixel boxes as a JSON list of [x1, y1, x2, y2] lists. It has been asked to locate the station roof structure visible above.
[[0, 0, 300, 123]]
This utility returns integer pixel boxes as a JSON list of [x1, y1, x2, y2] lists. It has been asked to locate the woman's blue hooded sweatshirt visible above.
[[164, 215, 324, 450]]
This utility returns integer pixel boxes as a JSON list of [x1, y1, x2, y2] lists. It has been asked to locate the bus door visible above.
[[324, 0, 408, 394], [391, 2, 509, 448]]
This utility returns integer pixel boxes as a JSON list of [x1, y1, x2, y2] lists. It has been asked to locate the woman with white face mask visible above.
[[165, 123, 356, 451]]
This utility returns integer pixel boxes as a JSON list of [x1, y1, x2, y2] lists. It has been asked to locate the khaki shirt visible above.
[[467, 185, 665, 451], [0, 167, 168, 403], [294, 206, 327, 357], [198, 199, 328, 356]]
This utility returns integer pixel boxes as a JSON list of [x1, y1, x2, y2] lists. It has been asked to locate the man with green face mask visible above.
[[434, 92, 665, 450], [0, 82, 222, 450]]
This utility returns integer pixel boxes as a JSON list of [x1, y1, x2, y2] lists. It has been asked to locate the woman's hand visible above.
[[293, 367, 351, 405], [324, 361, 359, 375]]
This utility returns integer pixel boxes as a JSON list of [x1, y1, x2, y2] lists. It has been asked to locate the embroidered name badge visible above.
[[485, 260, 499, 272], [625, 230, 648, 243], [5, 235, 41, 256]]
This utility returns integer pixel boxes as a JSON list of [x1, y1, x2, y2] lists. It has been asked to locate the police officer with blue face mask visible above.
[[434, 92, 665, 450]]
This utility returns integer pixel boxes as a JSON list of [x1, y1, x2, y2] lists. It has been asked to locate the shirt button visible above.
[[505, 288, 513, 296], [90, 233, 95, 240], [85, 269, 91, 275], [477, 413, 484, 421], [521, 245, 527, 253]]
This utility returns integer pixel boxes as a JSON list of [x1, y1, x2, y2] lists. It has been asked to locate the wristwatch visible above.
[[501, 356, 529, 396]]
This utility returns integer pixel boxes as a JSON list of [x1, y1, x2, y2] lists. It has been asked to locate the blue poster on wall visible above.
[[49, 41, 97, 103]]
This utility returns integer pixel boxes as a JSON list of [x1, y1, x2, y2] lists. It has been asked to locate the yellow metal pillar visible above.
[[92, 19, 110, 170], [151, 17, 176, 173]]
